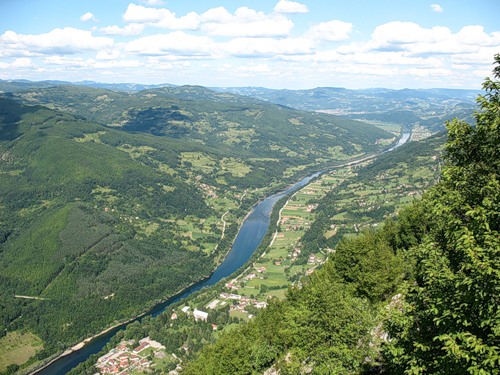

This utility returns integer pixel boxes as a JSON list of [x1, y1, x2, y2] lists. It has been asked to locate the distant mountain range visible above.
[[0, 79, 174, 93], [0, 79, 480, 133], [213, 86, 482, 132]]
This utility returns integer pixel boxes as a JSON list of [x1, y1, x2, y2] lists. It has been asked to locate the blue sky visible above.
[[0, 0, 499, 89]]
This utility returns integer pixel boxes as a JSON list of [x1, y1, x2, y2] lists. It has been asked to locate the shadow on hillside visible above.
[[0, 96, 34, 141]]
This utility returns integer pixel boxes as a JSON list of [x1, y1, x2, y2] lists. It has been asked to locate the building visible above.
[[193, 309, 208, 322]]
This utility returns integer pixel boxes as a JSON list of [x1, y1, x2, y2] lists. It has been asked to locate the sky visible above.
[[0, 0, 499, 89]]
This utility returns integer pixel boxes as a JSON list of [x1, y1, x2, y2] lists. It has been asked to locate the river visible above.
[[34, 133, 409, 374]]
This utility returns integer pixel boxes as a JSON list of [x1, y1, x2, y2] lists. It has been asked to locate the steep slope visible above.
[[183, 58, 500, 375], [0, 98, 219, 368]]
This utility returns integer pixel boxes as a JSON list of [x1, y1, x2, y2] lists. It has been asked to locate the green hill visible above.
[[182, 58, 500, 375], [0, 82, 392, 371], [2, 84, 394, 190], [0, 98, 219, 365]]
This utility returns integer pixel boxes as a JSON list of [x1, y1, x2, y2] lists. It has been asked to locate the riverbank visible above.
[[33, 139, 411, 375]]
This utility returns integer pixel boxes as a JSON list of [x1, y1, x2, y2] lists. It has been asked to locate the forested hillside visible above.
[[0, 98, 217, 371], [0, 82, 392, 372], [183, 56, 500, 375]]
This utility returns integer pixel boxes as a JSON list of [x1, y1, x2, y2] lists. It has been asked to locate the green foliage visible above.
[[383, 54, 500, 375], [183, 56, 500, 375], [184, 261, 375, 374], [4, 83, 393, 190], [334, 230, 406, 304], [0, 98, 216, 365]]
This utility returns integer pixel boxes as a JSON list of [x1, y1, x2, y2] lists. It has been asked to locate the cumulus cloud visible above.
[[44, 55, 88, 67], [223, 37, 314, 57], [200, 6, 293, 37], [431, 4, 444, 13], [0, 28, 113, 55], [96, 49, 122, 60], [12, 57, 35, 68], [368, 22, 500, 55], [125, 31, 217, 57], [306, 20, 353, 42], [370, 21, 451, 50], [80, 12, 96, 22], [0, 57, 35, 69], [274, 0, 309, 14], [123, 4, 200, 29], [101, 23, 144, 36]]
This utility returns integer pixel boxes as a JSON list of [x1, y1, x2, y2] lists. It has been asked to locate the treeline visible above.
[[182, 56, 500, 374]]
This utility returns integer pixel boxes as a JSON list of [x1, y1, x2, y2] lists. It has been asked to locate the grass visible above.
[[74, 131, 107, 143], [220, 158, 251, 177], [0, 331, 44, 372]]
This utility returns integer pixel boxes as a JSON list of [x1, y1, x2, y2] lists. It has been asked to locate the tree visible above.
[[383, 54, 500, 375]]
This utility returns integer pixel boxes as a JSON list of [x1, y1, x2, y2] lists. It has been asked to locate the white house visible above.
[[193, 309, 208, 322]]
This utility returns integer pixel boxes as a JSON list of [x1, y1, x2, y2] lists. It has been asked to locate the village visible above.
[[95, 337, 166, 374]]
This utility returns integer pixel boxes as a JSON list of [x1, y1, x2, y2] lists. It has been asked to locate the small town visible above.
[[95, 337, 165, 374]]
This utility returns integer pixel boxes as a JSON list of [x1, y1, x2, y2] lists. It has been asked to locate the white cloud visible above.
[[44, 56, 87, 67], [0, 58, 35, 69], [223, 37, 314, 57], [200, 7, 293, 37], [125, 31, 217, 57], [11, 57, 35, 68], [42, 55, 141, 69], [237, 64, 271, 73], [370, 22, 450, 49], [101, 23, 144, 36], [366, 22, 500, 57], [80, 12, 96, 22], [96, 49, 122, 60], [0, 28, 113, 54], [306, 20, 353, 42], [431, 4, 444, 13], [123, 4, 200, 29], [146, 57, 174, 70], [404, 67, 452, 78], [451, 46, 500, 64], [274, 0, 309, 14], [93, 60, 141, 69]]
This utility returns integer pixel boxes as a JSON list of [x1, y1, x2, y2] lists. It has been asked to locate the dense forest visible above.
[[0, 80, 392, 372], [182, 55, 500, 374]]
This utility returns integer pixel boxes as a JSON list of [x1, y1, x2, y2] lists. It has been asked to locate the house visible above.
[[193, 309, 208, 322], [181, 306, 190, 313], [225, 282, 239, 290], [254, 301, 268, 309], [206, 299, 220, 309], [171, 312, 178, 320], [211, 323, 218, 331], [140, 337, 165, 349], [133, 342, 150, 354]]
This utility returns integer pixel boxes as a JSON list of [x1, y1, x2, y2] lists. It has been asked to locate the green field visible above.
[[0, 332, 43, 372]]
